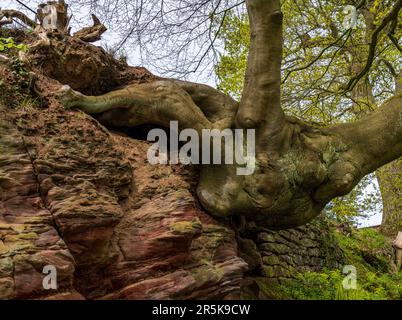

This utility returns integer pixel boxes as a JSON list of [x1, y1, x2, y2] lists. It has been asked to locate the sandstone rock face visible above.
[[0, 101, 248, 299], [27, 36, 155, 95], [0, 59, 345, 300], [0, 110, 81, 299]]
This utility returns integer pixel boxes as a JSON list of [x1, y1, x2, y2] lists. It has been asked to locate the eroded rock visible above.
[[1, 98, 248, 299]]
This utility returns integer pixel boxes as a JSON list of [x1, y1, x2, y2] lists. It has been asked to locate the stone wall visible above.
[[240, 217, 345, 299]]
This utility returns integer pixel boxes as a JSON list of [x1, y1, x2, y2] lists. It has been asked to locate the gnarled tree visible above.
[[213, 0, 402, 231], [2, 0, 402, 229]]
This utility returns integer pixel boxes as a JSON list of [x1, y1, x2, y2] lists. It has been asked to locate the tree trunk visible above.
[[37, 0, 70, 33], [378, 71, 402, 236], [378, 159, 402, 236], [349, 8, 401, 235]]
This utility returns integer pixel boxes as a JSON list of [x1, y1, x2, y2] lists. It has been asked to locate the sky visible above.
[[1, 0, 384, 227], [3, 0, 217, 84], [363, 211, 382, 227]]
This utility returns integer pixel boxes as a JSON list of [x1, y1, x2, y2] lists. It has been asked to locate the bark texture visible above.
[[377, 70, 402, 237], [378, 159, 402, 236]]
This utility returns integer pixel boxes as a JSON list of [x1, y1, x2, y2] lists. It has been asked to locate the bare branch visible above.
[[73, 14, 107, 42], [388, 18, 402, 53], [0, 9, 37, 29], [282, 29, 352, 84], [67, 0, 245, 78], [342, 0, 402, 93]]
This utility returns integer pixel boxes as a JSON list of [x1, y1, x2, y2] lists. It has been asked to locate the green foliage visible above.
[[215, 0, 402, 117], [0, 45, 32, 109], [282, 268, 402, 300], [0, 37, 29, 90], [213, 0, 400, 224], [281, 269, 355, 300], [0, 37, 28, 53], [281, 228, 402, 300], [214, 13, 249, 100], [377, 159, 402, 236], [336, 228, 391, 273], [10, 58, 29, 79], [325, 174, 381, 226]]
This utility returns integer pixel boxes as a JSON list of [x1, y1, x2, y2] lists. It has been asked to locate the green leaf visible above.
[[16, 44, 27, 51]]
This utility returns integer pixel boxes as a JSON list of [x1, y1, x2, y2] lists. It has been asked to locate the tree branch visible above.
[[329, 95, 402, 178], [342, 0, 402, 93], [58, 81, 213, 134], [397, 70, 402, 95], [388, 18, 402, 53], [282, 29, 351, 84], [172, 79, 239, 124], [236, 0, 285, 134], [73, 14, 107, 42], [0, 9, 37, 29]]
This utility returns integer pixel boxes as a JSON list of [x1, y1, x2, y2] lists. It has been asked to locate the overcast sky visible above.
[[3, 0, 212, 83]]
